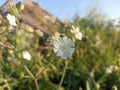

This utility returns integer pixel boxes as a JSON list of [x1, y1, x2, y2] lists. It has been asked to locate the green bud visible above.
[[10, 5, 19, 16], [34, 30, 44, 37], [24, 25, 34, 33], [95, 83, 100, 89], [112, 85, 118, 90], [0, 26, 6, 34], [16, 2, 24, 11]]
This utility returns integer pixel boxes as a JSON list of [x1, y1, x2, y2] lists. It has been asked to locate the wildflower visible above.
[[50, 32, 60, 45], [22, 51, 31, 61], [106, 65, 118, 74], [71, 26, 83, 40], [95, 40, 102, 47], [44, 15, 56, 23], [53, 36, 75, 59], [6, 14, 17, 26], [106, 67, 112, 74]]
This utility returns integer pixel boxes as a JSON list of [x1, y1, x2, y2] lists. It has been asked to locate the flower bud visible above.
[[34, 30, 44, 37], [16, 2, 24, 11], [96, 83, 100, 89], [112, 85, 118, 90], [0, 26, 6, 33], [24, 25, 34, 33], [10, 5, 19, 16]]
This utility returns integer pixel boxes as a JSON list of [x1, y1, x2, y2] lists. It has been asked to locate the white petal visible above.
[[53, 47, 59, 53], [75, 32, 82, 40], [22, 51, 31, 61], [6, 14, 17, 26]]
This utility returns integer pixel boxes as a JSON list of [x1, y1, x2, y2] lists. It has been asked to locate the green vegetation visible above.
[[0, 1, 120, 90]]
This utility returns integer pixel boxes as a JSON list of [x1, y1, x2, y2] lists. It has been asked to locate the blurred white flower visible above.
[[106, 65, 118, 74], [44, 15, 56, 23], [112, 85, 118, 90], [96, 40, 102, 47], [71, 26, 83, 40], [106, 67, 112, 74], [53, 36, 75, 59], [95, 35, 100, 41], [6, 14, 17, 26], [22, 51, 31, 61], [50, 32, 60, 45]]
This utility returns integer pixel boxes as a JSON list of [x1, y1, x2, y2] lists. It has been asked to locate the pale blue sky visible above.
[[36, 0, 120, 20], [1, 0, 120, 20]]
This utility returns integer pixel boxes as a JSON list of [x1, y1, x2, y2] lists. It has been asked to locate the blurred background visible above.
[[0, 0, 120, 90], [1, 0, 120, 21]]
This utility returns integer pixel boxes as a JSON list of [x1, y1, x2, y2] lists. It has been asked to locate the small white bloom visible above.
[[95, 35, 100, 41], [22, 51, 31, 61], [71, 26, 83, 40], [53, 36, 75, 59], [45, 15, 56, 23], [106, 67, 112, 74], [6, 14, 17, 26], [106, 65, 118, 74], [96, 40, 102, 47], [50, 32, 60, 45]]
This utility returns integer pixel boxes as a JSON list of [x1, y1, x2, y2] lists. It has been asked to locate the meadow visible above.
[[0, 1, 120, 90]]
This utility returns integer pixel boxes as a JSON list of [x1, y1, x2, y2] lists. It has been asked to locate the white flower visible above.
[[6, 14, 17, 26], [106, 67, 112, 74], [22, 51, 31, 61], [53, 36, 75, 59], [50, 32, 60, 45], [106, 65, 118, 74], [96, 40, 102, 47], [71, 26, 83, 40], [44, 15, 56, 23]]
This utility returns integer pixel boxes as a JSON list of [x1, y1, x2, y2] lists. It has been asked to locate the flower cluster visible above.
[[49, 25, 83, 59], [106, 65, 118, 74]]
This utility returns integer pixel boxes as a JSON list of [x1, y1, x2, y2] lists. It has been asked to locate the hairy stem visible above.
[[23, 65, 39, 90], [59, 60, 69, 88]]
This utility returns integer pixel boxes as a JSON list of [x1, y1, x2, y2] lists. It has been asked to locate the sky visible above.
[[1, 0, 120, 21]]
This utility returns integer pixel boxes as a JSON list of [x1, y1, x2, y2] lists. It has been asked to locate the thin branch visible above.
[[0, 0, 12, 11], [0, 42, 13, 50]]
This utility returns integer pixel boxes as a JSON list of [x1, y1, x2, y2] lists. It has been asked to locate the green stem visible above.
[[13, 16, 39, 90], [23, 65, 39, 90], [39, 58, 54, 79], [4, 79, 11, 90], [59, 60, 69, 88], [15, 26, 18, 49], [23, 65, 35, 79], [35, 79, 39, 90], [92, 73, 107, 90]]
